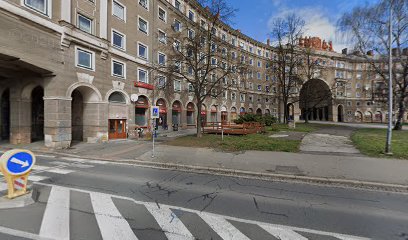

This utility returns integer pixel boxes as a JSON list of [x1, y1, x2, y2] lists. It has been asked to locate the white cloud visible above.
[[267, 6, 351, 52]]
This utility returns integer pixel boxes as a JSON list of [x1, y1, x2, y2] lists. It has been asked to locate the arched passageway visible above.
[[0, 89, 10, 141], [70, 85, 101, 143], [31, 86, 44, 142], [300, 79, 332, 121]]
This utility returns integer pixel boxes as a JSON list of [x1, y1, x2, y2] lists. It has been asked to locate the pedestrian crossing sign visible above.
[[151, 106, 159, 119]]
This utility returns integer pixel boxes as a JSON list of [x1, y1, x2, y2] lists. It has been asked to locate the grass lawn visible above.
[[165, 132, 300, 152], [351, 129, 408, 159]]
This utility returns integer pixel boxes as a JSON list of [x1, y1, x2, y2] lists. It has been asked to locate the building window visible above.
[[138, 43, 148, 59], [112, 60, 125, 78], [158, 52, 166, 65], [158, 7, 166, 22], [138, 68, 148, 83], [174, 80, 181, 92], [258, 61, 262, 67], [231, 38, 236, 46], [139, 17, 148, 34], [112, 30, 125, 50], [75, 48, 94, 70], [173, 40, 181, 51], [24, 0, 50, 16], [158, 75, 166, 88], [158, 30, 167, 44], [174, 0, 181, 11], [257, 85, 262, 91], [188, 29, 195, 39], [113, 1, 125, 20], [77, 14, 92, 34], [139, 0, 148, 10], [240, 94, 245, 102], [173, 19, 182, 32], [231, 92, 236, 101], [188, 10, 195, 21], [188, 83, 194, 92], [257, 72, 261, 79]]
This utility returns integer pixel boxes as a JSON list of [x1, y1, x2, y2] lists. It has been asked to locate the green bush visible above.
[[233, 114, 277, 126]]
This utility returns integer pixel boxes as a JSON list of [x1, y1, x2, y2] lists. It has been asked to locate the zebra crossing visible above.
[[0, 160, 95, 193], [0, 183, 369, 240]]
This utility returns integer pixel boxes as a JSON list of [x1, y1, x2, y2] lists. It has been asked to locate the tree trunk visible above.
[[393, 98, 405, 130], [196, 103, 203, 137], [304, 111, 309, 123]]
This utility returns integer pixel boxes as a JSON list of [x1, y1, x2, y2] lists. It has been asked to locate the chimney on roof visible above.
[[267, 39, 270, 46], [342, 48, 348, 55]]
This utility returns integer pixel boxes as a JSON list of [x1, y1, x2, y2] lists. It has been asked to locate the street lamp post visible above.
[[385, 0, 393, 155]]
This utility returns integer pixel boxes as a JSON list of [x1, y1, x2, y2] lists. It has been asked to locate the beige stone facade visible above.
[[0, 0, 406, 148]]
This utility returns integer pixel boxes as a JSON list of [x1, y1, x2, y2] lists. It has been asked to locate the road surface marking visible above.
[[261, 225, 308, 240], [32, 165, 75, 174], [35, 183, 370, 240], [39, 186, 70, 240], [144, 202, 195, 240], [0, 225, 49, 240], [199, 212, 250, 240], [28, 175, 49, 182], [90, 192, 138, 240]]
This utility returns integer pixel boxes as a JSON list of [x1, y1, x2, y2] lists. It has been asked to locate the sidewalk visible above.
[[137, 145, 408, 186], [0, 126, 407, 189]]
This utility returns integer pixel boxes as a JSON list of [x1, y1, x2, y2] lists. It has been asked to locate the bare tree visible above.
[[268, 14, 305, 123], [338, 0, 408, 130], [156, 0, 247, 137]]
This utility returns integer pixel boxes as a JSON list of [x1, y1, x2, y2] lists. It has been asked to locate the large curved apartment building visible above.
[[0, 0, 406, 148]]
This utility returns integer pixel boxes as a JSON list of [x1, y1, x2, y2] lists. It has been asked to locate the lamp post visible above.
[[385, 0, 393, 155]]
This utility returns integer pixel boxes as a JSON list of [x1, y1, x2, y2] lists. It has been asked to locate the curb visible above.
[[2, 148, 408, 193]]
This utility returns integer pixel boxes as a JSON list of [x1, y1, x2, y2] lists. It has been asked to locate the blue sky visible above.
[[224, 0, 379, 52]]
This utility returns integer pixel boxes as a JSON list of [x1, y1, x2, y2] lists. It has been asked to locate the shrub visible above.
[[233, 114, 277, 126]]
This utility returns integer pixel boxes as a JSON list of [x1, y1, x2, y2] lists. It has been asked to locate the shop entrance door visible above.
[[109, 119, 127, 139]]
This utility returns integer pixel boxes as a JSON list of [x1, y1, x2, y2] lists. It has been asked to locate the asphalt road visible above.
[[0, 155, 407, 240]]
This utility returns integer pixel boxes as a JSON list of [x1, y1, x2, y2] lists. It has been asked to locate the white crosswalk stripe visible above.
[[91, 193, 139, 240], [0, 183, 371, 240], [39, 186, 70, 240], [0, 163, 96, 188], [144, 202, 195, 240], [199, 212, 250, 240], [261, 225, 308, 240]]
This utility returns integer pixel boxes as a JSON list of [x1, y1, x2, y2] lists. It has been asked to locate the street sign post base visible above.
[[3, 171, 30, 199]]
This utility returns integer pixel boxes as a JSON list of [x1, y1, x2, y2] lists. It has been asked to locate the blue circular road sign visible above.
[[5, 152, 35, 176]]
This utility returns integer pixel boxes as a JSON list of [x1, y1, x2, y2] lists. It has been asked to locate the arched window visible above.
[[109, 92, 126, 104]]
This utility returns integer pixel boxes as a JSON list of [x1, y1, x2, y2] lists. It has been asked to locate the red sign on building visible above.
[[134, 81, 155, 90]]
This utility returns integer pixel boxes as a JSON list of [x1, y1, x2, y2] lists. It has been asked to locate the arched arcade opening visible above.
[[300, 79, 333, 121], [0, 89, 10, 141]]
